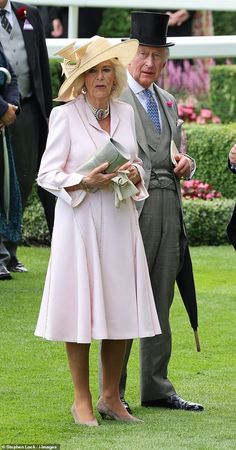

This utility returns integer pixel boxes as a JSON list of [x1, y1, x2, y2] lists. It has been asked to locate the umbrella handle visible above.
[[194, 330, 201, 352], [0, 67, 12, 84]]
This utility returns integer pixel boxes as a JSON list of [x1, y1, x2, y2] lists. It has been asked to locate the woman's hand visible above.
[[65, 162, 117, 192], [84, 162, 118, 190], [118, 162, 141, 185]]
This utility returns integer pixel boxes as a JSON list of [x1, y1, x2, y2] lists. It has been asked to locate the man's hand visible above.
[[167, 9, 190, 27], [173, 154, 192, 179], [1, 104, 18, 126], [229, 144, 236, 165]]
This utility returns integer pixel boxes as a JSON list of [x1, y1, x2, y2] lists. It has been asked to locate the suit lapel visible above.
[[12, 2, 36, 72], [121, 88, 151, 158], [154, 85, 180, 149]]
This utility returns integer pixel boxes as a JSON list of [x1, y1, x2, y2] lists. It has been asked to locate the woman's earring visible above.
[[111, 82, 116, 92], [81, 85, 87, 95]]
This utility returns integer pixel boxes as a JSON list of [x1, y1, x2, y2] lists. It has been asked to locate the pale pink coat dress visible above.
[[35, 95, 161, 343]]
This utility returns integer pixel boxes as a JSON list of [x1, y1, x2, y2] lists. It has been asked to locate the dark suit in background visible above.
[[0, 1, 55, 271], [43, 7, 104, 38], [0, 44, 21, 279]]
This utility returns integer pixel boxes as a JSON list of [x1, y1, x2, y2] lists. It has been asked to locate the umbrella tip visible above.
[[194, 330, 201, 352]]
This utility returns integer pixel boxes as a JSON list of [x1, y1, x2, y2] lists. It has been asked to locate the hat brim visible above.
[[57, 38, 139, 102], [139, 41, 175, 48], [121, 37, 175, 48]]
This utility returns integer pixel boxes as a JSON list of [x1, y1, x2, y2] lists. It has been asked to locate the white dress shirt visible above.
[[127, 71, 162, 129], [0, 0, 13, 27]]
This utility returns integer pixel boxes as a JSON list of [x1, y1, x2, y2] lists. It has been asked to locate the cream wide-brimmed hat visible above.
[[55, 35, 139, 102]]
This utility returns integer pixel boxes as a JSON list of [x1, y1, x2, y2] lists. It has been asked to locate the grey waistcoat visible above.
[[136, 93, 176, 191], [0, 10, 32, 98]]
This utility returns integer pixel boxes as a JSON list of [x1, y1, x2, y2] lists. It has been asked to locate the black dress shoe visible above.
[[142, 394, 204, 411], [120, 398, 132, 414], [0, 263, 12, 280], [8, 256, 28, 273]]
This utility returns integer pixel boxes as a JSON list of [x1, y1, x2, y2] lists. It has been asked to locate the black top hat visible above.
[[130, 11, 175, 48]]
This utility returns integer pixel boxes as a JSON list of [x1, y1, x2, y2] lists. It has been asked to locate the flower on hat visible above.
[[167, 101, 173, 107], [16, 6, 28, 20]]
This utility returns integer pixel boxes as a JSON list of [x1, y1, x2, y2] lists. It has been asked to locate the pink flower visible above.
[[167, 101, 173, 107], [200, 108, 212, 119], [196, 116, 207, 125], [212, 115, 221, 124], [190, 113, 197, 121], [181, 179, 222, 200]]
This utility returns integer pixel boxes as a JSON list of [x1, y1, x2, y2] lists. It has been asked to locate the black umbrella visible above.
[[176, 245, 200, 352], [227, 203, 236, 250]]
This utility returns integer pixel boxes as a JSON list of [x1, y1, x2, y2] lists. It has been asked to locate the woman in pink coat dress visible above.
[[35, 36, 161, 426]]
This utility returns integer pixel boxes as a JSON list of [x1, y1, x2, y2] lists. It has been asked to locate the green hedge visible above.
[[183, 198, 234, 246], [210, 65, 236, 124], [22, 187, 50, 246], [213, 11, 236, 36], [185, 123, 236, 198], [49, 59, 63, 102], [98, 8, 131, 37]]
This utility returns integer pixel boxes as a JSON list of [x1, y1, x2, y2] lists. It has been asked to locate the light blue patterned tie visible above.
[[143, 89, 161, 134]]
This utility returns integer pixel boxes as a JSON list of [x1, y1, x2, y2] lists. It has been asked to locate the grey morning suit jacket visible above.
[[120, 84, 185, 229]]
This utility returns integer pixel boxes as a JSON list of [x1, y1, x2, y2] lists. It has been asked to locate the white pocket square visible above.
[[23, 19, 33, 30], [176, 118, 184, 128]]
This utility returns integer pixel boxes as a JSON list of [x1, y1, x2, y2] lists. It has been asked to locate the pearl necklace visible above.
[[85, 97, 110, 121]]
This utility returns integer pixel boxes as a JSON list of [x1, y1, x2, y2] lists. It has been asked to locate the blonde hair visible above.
[[110, 58, 127, 98], [71, 58, 127, 99]]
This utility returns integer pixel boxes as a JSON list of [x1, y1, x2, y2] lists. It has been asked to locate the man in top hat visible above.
[[0, 0, 55, 273], [119, 11, 204, 411]]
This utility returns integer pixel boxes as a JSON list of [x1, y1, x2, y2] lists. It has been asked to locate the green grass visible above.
[[0, 246, 236, 450]]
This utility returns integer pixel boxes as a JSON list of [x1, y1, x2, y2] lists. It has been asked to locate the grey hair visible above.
[[164, 47, 170, 62]]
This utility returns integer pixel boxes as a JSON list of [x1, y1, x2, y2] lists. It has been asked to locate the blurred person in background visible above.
[[41, 6, 104, 38], [0, 0, 55, 273], [0, 44, 20, 280]]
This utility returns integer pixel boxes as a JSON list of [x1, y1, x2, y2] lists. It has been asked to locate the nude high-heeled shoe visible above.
[[96, 399, 143, 423], [71, 403, 99, 427]]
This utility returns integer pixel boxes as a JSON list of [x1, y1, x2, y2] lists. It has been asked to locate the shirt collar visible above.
[[127, 71, 155, 95], [1, 1, 12, 15]]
